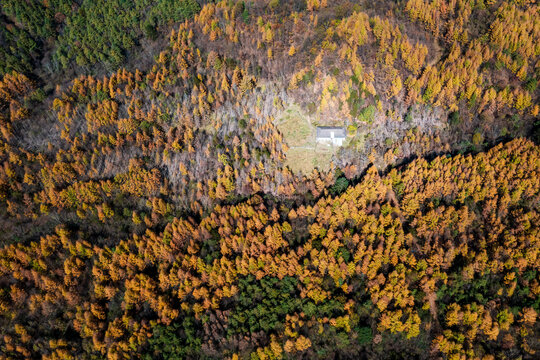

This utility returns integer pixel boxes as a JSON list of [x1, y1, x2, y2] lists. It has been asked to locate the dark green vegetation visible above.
[[0, 0, 200, 75], [54, 0, 200, 69]]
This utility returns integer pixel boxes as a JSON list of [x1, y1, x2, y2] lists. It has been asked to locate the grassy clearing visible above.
[[276, 105, 314, 147], [285, 147, 334, 174], [276, 104, 340, 174]]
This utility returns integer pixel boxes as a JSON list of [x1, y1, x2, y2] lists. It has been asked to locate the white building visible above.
[[316, 127, 346, 146]]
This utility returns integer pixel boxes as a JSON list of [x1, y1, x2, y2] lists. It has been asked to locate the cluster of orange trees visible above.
[[179, 0, 538, 172], [0, 135, 538, 359]]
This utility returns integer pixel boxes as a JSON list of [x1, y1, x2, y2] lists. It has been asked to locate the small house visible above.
[[316, 127, 346, 146]]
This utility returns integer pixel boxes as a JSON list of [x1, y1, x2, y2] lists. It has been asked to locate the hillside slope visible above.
[[0, 1, 538, 359]]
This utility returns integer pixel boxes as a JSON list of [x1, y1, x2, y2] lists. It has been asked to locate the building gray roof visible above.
[[316, 126, 346, 139]]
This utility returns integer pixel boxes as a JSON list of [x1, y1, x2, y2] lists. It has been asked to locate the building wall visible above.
[[316, 137, 344, 146]]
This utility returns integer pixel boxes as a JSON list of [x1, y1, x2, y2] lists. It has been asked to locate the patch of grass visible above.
[[276, 105, 313, 147], [285, 147, 333, 174]]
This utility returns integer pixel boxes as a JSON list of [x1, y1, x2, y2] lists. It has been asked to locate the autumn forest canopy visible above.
[[0, 0, 539, 359]]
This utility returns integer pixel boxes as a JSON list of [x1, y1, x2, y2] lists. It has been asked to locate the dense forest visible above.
[[0, 0, 538, 359]]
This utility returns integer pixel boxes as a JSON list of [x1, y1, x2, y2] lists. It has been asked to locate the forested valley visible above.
[[0, 1, 538, 359]]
